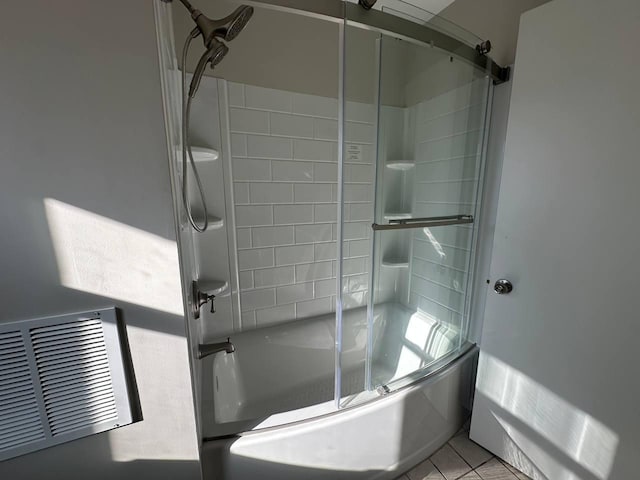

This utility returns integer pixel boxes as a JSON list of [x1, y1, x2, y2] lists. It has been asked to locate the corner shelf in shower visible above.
[[191, 213, 224, 231], [383, 212, 412, 221], [199, 279, 229, 296], [381, 257, 409, 268], [386, 160, 415, 171], [177, 146, 220, 162]]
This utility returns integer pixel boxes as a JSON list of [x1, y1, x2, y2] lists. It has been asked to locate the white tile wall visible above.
[[408, 79, 487, 328], [229, 82, 375, 329]]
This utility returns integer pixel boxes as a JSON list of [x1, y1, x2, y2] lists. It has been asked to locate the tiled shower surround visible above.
[[227, 79, 485, 330], [406, 79, 487, 329], [227, 82, 376, 329]]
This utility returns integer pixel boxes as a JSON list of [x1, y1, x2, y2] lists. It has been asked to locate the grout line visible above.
[[408, 292, 464, 316], [446, 441, 474, 475], [416, 128, 481, 145], [417, 102, 484, 126], [415, 154, 479, 165], [416, 178, 478, 185]]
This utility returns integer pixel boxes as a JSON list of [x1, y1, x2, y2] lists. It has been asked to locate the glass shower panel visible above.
[[338, 7, 491, 406], [336, 22, 381, 407], [369, 34, 490, 394]]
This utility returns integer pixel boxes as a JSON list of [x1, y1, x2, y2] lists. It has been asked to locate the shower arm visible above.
[[176, 0, 197, 15]]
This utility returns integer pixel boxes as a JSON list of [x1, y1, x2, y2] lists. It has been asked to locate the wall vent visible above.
[[0, 308, 134, 461]]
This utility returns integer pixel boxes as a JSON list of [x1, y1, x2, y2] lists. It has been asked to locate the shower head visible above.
[[189, 39, 229, 97], [191, 5, 254, 47], [358, 0, 377, 10], [177, 2, 253, 97]]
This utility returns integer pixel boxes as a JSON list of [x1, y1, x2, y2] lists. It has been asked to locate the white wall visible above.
[[0, 1, 200, 479], [471, 0, 640, 478]]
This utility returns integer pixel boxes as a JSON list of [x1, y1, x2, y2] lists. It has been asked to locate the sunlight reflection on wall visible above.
[[44, 198, 184, 316], [108, 325, 199, 462], [476, 354, 618, 480]]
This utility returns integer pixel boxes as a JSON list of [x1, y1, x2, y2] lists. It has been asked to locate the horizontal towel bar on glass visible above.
[[371, 215, 474, 231]]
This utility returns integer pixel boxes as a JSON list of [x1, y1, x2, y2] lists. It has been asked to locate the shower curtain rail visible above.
[[244, 0, 509, 84], [372, 215, 473, 231]]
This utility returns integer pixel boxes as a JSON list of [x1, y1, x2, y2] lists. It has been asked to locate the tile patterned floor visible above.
[[395, 421, 531, 480]]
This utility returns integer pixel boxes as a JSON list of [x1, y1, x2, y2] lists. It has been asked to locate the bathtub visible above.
[[200, 304, 478, 479]]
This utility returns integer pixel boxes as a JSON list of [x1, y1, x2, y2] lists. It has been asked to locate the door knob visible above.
[[494, 279, 513, 295]]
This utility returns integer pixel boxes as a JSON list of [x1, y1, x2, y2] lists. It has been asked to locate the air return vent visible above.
[[0, 308, 134, 461]]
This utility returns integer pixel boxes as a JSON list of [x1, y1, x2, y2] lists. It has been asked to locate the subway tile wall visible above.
[[228, 83, 375, 330], [408, 78, 488, 329]]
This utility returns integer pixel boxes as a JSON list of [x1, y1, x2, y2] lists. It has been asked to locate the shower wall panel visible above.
[[227, 82, 375, 330]]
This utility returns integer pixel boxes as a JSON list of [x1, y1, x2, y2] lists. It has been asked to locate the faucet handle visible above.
[[192, 280, 226, 319]]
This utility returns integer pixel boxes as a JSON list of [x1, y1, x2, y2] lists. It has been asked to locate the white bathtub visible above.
[[200, 304, 477, 479]]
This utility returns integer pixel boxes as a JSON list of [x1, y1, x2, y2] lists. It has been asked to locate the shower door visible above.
[[337, 4, 493, 407]]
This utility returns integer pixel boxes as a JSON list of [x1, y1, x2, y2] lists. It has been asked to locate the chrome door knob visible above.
[[494, 279, 513, 295]]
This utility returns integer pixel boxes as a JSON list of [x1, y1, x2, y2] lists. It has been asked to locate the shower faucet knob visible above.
[[192, 281, 220, 318]]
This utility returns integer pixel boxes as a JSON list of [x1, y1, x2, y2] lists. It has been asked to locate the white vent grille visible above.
[[31, 320, 118, 436], [0, 331, 45, 451], [0, 308, 134, 461]]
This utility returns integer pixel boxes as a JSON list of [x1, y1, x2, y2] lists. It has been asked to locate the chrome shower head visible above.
[[192, 5, 254, 47]]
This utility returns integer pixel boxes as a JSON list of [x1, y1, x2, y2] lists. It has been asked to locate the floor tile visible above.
[[459, 472, 483, 480], [407, 459, 446, 480], [475, 458, 519, 480], [429, 444, 472, 480], [448, 434, 493, 469]]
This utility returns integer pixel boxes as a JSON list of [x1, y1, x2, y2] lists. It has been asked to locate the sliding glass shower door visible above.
[[337, 4, 492, 407]]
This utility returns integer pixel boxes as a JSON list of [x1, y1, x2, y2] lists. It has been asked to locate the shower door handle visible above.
[[371, 215, 474, 231]]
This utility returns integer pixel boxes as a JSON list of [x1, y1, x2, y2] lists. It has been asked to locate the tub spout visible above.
[[198, 338, 235, 359]]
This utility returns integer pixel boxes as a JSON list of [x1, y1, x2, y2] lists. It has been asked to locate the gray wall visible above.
[[172, 0, 389, 104], [173, 1, 343, 99], [172, 0, 536, 105], [0, 1, 200, 479]]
